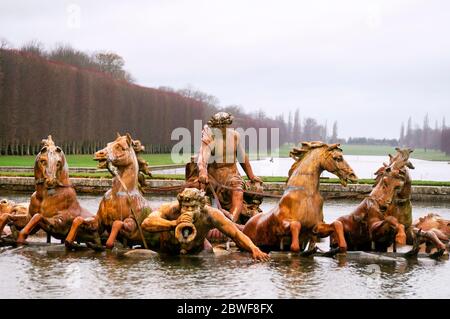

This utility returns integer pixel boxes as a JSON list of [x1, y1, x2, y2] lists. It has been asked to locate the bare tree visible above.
[[20, 40, 46, 56], [331, 121, 338, 143], [0, 37, 11, 49]]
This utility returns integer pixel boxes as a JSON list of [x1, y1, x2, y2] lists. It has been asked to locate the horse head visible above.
[[34, 135, 69, 189], [374, 147, 414, 199], [371, 165, 406, 212], [94, 133, 138, 173], [289, 142, 357, 186]]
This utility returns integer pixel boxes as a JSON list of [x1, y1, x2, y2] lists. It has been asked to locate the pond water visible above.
[[157, 156, 450, 181], [1, 192, 449, 299]]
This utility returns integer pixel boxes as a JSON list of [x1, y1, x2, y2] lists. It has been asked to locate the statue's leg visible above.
[[315, 221, 347, 255], [299, 238, 318, 257], [0, 214, 13, 236], [17, 214, 44, 244], [383, 216, 406, 245], [65, 216, 99, 249], [105, 220, 124, 249], [230, 190, 244, 223], [65, 216, 85, 247], [289, 221, 301, 252]]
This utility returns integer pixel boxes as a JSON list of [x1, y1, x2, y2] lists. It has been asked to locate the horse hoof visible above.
[[299, 247, 317, 257], [404, 247, 420, 258], [65, 240, 81, 250], [429, 249, 445, 260], [16, 239, 28, 246], [322, 247, 340, 257], [86, 242, 105, 252]]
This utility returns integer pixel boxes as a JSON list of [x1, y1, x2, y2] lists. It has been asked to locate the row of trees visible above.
[[1, 38, 134, 83], [0, 49, 204, 155], [280, 109, 338, 144], [0, 41, 342, 156], [399, 115, 449, 154], [346, 137, 398, 146]]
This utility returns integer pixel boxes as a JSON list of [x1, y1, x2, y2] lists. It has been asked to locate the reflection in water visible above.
[[0, 193, 449, 298]]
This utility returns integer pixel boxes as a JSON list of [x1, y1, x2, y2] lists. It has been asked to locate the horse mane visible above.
[[40, 135, 55, 149], [287, 141, 341, 181]]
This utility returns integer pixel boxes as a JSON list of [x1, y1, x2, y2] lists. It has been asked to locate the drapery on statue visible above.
[[65, 133, 159, 250], [141, 188, 269, 261], [243, 142, 358, 255], [329, 161, 408, 252], [194, 112, 263, 224], [3, 136, 94, 244]]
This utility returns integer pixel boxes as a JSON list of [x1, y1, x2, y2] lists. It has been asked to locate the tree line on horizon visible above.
[[1, 39, 448, 157], [399, 115, 449, 155], [0, 41, 339, 156]]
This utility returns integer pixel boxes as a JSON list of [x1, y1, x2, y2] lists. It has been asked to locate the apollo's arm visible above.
[[236, 132, 262, 183], [141, 202, 179, 232], [207, 206, 269, 261]]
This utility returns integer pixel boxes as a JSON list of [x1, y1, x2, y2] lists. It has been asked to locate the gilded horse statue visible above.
[[374, 148, 415, 239], [5, 136, 94, 244], [329, 163, 408, 252], [372, 148, 446, 257], [65, 133, 158, 250], [243, 142, 358, 254]]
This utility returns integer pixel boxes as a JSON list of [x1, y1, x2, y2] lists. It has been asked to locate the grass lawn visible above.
[[276, 144, 450, 161], [0, 153, 179, 167]]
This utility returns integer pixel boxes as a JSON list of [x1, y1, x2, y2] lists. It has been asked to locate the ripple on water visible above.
[[0, 193, 449, 298]]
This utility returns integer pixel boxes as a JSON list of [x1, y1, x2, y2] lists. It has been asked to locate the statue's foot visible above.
[[86, 242, 105, 252], [16, 235, 28, 246], [322, 247, 341, 258], [404, 246, 420, 258], [299, 246, 317, 257], [290, 242, 300, 253], [429, 249, 445, 260], [65, 240, 82, 250]]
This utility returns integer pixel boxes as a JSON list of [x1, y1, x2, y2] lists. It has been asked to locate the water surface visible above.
[[157, 156, 450, 181], [0, 193, 449, 299]]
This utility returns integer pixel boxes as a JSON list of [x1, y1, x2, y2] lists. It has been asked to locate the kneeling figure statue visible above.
[[141, 188, 269, 261]]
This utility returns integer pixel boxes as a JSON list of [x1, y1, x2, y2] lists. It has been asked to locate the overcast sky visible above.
[[1, 0, 449, 139]]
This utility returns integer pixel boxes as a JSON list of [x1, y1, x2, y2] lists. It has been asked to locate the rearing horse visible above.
[[12, 136, 93, 244], [374, 148, 415, 237], [330, 164, 408, 252], [65, 133, 158, 250], [243, 142, 358, 254]]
